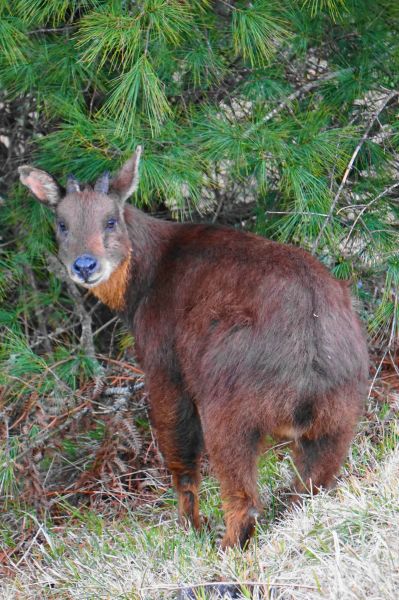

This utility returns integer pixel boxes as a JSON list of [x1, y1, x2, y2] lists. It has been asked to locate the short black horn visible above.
[[66, 174, 80, 194], [94, 171, 110, 194]]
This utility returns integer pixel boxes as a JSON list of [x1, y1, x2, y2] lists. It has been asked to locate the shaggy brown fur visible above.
[[116, 210, 368, 548], [20, 152, 369, 549], [91, 253, 131, 311]]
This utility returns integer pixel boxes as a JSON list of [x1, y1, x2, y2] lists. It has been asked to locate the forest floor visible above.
[[1, 353, 398, 600]]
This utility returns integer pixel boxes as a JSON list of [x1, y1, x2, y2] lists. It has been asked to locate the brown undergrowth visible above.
[[0, 348, 397, 578], [0, 355, 169, 573]]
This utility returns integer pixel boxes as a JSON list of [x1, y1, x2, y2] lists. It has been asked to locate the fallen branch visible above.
[[103, 383, 145, 396], [2, 403, 92, 469]]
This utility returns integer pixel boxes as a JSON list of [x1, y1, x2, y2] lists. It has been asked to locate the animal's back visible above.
[[134, 223, 368, 414]]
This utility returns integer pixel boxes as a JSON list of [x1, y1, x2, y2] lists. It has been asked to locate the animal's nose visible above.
[[72, 254, 98, 281]]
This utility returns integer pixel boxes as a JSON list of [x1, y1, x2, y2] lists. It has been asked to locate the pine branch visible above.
[[312, 89, 399, 253], [246, 69, 350, 136], [341, 182, 399, 249]]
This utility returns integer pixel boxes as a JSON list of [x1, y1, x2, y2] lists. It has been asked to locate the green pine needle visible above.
[[103, 55, 171, 135], [232, 1, 290, 67]]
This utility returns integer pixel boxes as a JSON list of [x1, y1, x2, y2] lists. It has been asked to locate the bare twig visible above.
[[312, 90, 399, 253], [24, 266, 52, 354], [368, 349, 389, 400], [246, 69, 350, 136], [211, 168, 225, 223], [92, 315, 118, 337], [30, 321, 80, 349], [2, 404, 91, 468], [45, 253, 97, 360], [103, 383, 145, 396], [341, 182, 399, 249], [27, 26, 76, 35]]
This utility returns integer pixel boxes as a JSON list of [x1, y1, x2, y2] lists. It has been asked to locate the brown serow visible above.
[[19, 147, 369, 549]]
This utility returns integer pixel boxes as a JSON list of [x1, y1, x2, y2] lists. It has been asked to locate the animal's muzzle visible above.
[[72, 254, 99, 282]]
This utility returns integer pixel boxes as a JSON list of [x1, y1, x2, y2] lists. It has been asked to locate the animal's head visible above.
[[18, 147, 141, 289]]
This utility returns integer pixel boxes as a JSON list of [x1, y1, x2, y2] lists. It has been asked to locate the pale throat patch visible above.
[[90, 254, 132, 311]]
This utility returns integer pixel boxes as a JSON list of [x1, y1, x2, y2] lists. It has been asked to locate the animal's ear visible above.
[[18, 165, 63, 209], [109, 146, 142, 204]]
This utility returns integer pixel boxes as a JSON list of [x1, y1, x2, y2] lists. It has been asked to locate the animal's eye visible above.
[[58, 220, 67, 233], [105, 217, 117, 231]]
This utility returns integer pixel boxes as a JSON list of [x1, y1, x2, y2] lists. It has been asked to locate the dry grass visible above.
[[1, 417, 398, 600]]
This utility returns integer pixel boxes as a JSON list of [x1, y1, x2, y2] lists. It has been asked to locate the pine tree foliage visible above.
[[0, 0, 398, 507]]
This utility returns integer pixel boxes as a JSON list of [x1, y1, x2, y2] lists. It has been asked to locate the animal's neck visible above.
[[91, 206, 177, 314], [90, 253, 132, 311]]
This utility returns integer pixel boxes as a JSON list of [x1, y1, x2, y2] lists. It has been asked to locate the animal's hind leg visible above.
[[200, 407, 262, 549], [291, 425, 356, 498], [148, 379, 203, 530]]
